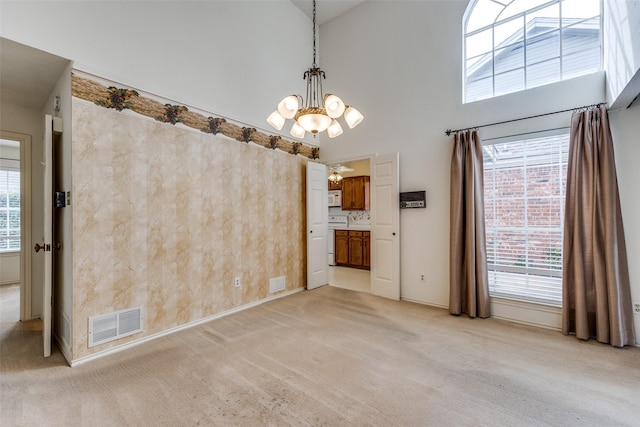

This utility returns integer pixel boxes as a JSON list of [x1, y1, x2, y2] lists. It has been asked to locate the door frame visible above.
[[323, 153, 400, 298], [0, 130, 32, 321]]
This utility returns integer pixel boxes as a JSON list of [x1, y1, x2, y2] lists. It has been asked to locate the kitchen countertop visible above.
[[334, 225, 371, 231]]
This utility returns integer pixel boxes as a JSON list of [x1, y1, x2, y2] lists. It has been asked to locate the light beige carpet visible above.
[[1, 286, 639, 426]]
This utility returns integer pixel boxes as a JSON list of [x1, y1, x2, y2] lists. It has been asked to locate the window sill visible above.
[[0, 250, 21, 256], [490, 295, 562, 331]]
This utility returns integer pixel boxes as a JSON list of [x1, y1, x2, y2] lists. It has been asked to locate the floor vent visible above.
[[88, 307, 143, 347], [269, 276, 286, 293]]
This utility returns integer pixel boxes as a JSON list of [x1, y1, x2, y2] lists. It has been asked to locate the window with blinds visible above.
[[483, 132, 569, 305], [0, 169, 20, 251]]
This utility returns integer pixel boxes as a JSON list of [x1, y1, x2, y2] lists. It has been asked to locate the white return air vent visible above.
[[269, 276, 286, 293], [88, 307, 144, 347]]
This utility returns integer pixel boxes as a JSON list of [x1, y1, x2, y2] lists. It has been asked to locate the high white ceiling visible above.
[[291, 0, 366, 25]]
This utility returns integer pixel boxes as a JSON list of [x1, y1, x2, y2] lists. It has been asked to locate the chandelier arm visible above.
[[306, 69, 312, 109], [317, 70, 324, 108]]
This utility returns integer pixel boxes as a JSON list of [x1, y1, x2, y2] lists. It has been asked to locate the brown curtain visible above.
[[450, 130, 490, 318], [562, 106, 636, 347]]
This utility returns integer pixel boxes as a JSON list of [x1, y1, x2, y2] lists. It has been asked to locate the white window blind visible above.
[[483, 132, 569, 305], [0, 169, 20, 251]]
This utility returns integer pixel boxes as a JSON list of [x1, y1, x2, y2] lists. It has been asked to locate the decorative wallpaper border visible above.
[[71, 73, 319, 160]]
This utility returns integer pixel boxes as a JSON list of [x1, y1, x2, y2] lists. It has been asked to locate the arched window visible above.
[[464, 0, 601, 102]]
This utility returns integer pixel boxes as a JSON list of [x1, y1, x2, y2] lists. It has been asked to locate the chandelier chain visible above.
[[312, 0, 317, 67]]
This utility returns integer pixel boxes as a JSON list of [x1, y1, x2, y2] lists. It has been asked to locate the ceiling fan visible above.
[[328, 164, 354, 183], [329, 165, 354, 174]]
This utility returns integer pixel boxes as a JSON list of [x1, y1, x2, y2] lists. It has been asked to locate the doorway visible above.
[[325, 153, 400, 300], [327, 158, 372, 293], [0, 131, 32, 323]]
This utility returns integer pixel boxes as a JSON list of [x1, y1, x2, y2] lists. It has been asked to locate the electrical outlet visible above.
[[234, 277, 241, 288], [420, 274, 425, 282], [633, 302, 640, 315]]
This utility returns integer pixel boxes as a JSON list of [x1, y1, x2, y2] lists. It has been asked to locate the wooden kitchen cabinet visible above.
[[363, 231, 370, 269], [328, 180, 342, 191], [348, 231, 364, 267], [335, 229, 370, 270], [335, 230, 349, 266], [341, 176, 370, 210]]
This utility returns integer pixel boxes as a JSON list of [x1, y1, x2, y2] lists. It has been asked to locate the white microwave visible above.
[[328, 190, 342, 208]]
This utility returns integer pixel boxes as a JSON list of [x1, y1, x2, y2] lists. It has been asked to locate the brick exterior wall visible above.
[[485, 163, 566, 270]]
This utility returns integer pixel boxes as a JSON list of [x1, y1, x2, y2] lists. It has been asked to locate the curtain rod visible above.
[[445, 102, 606, 136]]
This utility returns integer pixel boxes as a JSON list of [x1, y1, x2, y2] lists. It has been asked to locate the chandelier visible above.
[[266, 0, 363, 139], [328, 170, 343, 183]]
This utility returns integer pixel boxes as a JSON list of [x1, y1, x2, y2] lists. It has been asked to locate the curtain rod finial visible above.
[[445, 129, 452, 136]]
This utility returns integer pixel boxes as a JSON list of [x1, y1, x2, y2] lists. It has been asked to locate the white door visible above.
[[370, 153, 400, 300], [38, 114, 53, 357], [306, 161, 329, 290]]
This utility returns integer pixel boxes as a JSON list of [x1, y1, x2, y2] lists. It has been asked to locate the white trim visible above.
[[54, 333, 73, 365], [69, 287, 305, 367], [400, 297, 448, 310], [400, 296, 561, 331], [490, 296, 562, 330], [0, 131, 32, 321], [54, 310, 73, 365]]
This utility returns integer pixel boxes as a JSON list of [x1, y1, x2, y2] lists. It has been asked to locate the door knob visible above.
[[34, 243, 51, 252]]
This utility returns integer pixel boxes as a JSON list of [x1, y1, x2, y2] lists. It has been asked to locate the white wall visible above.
[[0, 0, 314, 141], [609, 101, 640, 344], [604, 0, 640, 109]]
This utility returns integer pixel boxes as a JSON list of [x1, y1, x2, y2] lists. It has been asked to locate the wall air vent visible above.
[[269, 276, 286, 293], [88, 307, 143, 347]]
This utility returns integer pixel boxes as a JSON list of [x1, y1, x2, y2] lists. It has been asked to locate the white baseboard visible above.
[[54, 332, 73, 366], [401, 297, 448, 310], [401, 296, 561, 331], [70, 287, 305, 367]]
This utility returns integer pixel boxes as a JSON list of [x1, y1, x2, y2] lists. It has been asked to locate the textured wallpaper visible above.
[[71, 99, 307, 359]]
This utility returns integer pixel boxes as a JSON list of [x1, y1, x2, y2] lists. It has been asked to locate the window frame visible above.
[[483, 128, 570, 306], [463, 0, 603, 103], [0, 154, 21, 253]]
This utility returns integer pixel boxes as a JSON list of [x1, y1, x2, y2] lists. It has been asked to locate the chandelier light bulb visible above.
[[278, 95, 299, 119], [266, 110, 285, 130], [327, 119, 344, 138], [290, 122, 305, 138], [344, 106, 364, 129], [324, 94, 346, 119]]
